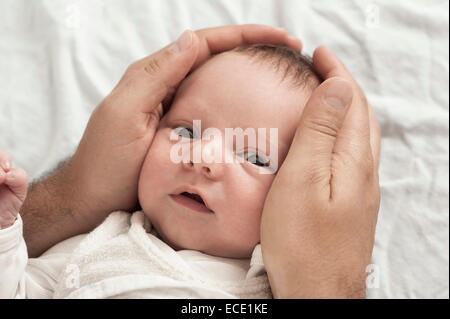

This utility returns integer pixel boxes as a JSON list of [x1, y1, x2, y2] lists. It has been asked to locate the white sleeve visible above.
[[0, 214, 28, 298], [0, 214, 82, 299]]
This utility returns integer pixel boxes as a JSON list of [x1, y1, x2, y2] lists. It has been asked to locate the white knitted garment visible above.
[[53, 211, 271, 299]]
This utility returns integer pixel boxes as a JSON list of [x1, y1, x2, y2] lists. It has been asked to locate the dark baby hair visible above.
[[230, 44, 322, 90]]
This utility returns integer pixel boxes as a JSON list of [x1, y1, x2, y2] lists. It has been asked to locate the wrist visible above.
[[0, 217, 17, 230], [21, 159, 103, 257], [60, 157, 112, 228]]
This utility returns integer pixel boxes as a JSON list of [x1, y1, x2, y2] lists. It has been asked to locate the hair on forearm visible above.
[[29, 155, 72, 186]]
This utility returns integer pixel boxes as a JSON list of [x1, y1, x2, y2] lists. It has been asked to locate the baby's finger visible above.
[[0, 167, 5, 184], [0, 150, 12, 171], [5, 167, 28, 202]]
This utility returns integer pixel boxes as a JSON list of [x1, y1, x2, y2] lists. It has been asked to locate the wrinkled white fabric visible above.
[[0, 0, 448, 298], [0, 211, 271, 299]]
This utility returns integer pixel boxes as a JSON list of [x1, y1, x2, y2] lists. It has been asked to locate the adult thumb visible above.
[[287, 77, 353, 196], [121, 30, 200, 113]]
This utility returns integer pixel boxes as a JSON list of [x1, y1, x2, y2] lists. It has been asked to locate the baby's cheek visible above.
[[139, 133, 173, 202], [242, 171, 273, 202], [145, 130, 174, 168], [229, 175, 272, 241]]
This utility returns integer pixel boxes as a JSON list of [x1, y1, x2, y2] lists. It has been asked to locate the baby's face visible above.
[[138, 52, 312, 258]]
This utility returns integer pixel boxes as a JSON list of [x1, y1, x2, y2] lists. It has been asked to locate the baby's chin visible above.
[[141, 205, 257, 259], [153, 222, 255, 259]]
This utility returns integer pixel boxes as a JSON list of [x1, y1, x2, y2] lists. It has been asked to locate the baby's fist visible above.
[[0, 151, 28, 229]]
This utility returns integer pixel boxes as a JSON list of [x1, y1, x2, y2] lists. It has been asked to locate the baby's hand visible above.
[[0, 151, 28, 229]]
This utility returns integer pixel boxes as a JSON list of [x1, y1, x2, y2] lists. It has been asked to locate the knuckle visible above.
[[144, 58, 162, 75], [306, 115, 340, 139], [15, 167, 28, 180]]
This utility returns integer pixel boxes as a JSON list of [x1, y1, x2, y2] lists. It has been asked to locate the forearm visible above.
[[21, 159, 107, 257]]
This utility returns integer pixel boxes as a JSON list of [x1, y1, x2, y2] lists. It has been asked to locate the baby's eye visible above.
[[240, 152, 269, 167], [173, 126, 195, 139]]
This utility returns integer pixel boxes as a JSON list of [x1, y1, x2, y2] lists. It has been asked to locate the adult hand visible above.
[[21, 25, 302, 257], [260, 46, 381, 298]]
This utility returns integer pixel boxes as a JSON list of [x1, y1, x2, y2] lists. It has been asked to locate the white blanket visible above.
[[0, 0, 448, 298]]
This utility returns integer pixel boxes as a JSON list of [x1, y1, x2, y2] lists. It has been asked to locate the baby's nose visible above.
[[183, 138, 226, 180], [183, 158, 225, 180]]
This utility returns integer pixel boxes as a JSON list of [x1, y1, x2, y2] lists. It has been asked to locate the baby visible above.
[[0, 44, 320, 298]]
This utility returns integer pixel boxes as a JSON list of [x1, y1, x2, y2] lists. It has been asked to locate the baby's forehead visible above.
[[189, 52, 282, 82], [171, 52, 313, 126], [178, 48, 318, 101], [176, 53, 298, 106]]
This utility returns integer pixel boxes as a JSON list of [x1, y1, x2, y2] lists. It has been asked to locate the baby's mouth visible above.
[[181, 192, 205, 205], [170, 191, 214, 214]]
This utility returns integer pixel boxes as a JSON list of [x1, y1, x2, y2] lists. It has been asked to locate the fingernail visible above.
[[169, 30, 193, 53], [6, 171, 14, 179], [275, 26, 285, 32], [323, 79, 353, 110], [288, 36, 302, 51]]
